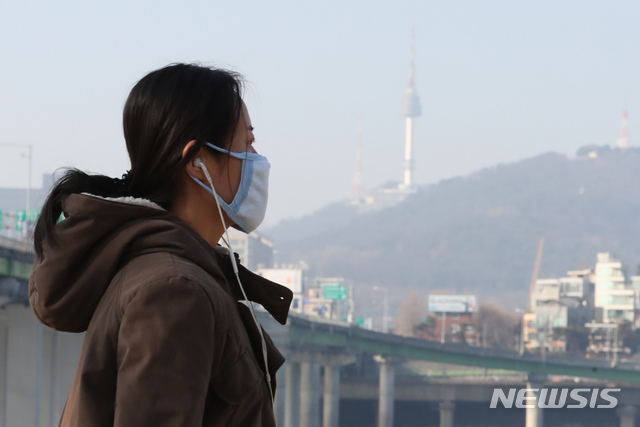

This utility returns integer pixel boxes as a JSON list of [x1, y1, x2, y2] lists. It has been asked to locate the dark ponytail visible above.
[[33, 63, 244, 259], [33, 168, 132, 258]]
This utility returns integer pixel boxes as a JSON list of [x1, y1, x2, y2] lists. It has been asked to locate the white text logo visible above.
[[489, 388, 620, 409]]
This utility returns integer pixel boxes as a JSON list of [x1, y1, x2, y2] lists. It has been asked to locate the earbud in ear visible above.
[[193, 157, 204, 168]]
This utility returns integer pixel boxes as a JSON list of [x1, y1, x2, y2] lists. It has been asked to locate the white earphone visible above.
[[192, 156, 274, 404]]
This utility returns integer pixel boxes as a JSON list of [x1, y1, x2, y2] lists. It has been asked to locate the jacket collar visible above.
[[214, 247, 293, 325]]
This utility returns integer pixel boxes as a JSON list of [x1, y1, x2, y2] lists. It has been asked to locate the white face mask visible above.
[[189, 142, 270, 233]]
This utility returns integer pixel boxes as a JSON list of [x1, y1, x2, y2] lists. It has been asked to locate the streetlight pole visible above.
[[25, 144, 32, 213], [372, 286, 389, 333], [515, 308, 525, 356]]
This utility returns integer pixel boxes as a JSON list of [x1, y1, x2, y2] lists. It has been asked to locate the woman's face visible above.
[[209, 101, 256, 205]]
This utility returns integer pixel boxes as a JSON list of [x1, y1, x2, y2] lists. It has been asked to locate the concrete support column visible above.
[[284, 362, 301, 427], [439, 400, 455, 427], [300, 361, 321, 427], [0, 317, 7, 427], [525, 373, 547, 427], [376, 356, 395, 427], [322, 365, 340, 427], [617, 405, 637, 427], [286, 351, 356, 427]]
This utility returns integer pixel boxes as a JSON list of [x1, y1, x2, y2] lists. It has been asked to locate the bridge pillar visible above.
[[375, 355, 395, 427], [439, 400, 455, 427], [323, 365, 340, 427], [283, 362, 301, 427], [0, 316, 7, 427], [300, 361, 321, 427], [525, 373, 547, 427], [617, 405, 637, 427], [321, 352, 356, 427]]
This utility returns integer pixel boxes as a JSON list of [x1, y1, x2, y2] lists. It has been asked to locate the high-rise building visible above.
[[525, 270, 594, 352], [594, 252, 634, 323]]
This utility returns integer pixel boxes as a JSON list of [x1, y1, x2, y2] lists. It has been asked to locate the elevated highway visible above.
[[285, 314, 640, 383], [259, 312, 640, 427]]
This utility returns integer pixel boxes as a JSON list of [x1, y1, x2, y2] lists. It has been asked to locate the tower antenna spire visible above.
[[351, 114, 363, 202], [408, 27, 415, 90], [617, 108, 629, 150]]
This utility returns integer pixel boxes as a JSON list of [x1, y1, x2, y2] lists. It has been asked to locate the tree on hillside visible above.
[[477, 302, 518, 349], [395, 292, 424, 337], [415, 313, 438, 341]]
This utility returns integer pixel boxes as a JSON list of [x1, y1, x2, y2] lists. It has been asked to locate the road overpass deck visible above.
[[284, 313, 640, 384]]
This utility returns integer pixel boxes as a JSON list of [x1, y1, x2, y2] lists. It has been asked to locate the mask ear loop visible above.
[[193, 158, 275, 405]]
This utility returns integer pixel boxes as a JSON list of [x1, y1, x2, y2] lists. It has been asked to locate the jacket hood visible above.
[[29, 192, 292, 332]]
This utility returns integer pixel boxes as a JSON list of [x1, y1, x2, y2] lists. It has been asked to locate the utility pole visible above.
[[515, 308, 525, 356], [613, 324, 619, 366], [482, 321, 487, 348], [383, 292, 389, 333]]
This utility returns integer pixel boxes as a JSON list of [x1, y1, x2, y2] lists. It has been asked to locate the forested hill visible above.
[[264, 147, 640, 307]]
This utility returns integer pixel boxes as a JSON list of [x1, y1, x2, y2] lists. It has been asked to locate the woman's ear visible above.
[[183, 140, 206, 180], [182, 139, 197, 160]]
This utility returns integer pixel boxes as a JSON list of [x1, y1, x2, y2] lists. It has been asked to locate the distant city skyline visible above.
[[1, 1, 638, 226]]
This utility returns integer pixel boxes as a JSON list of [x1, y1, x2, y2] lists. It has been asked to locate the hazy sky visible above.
[[1, 1, 639, 226]]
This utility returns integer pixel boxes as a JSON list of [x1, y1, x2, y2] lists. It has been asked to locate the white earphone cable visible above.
[[194, 158, 274, 405]]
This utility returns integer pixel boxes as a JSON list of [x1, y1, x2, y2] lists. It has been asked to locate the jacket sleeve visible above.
[[115, 276, 215, 427]]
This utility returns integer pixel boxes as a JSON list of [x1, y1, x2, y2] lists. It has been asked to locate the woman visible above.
[[28, 63, 292, 426]]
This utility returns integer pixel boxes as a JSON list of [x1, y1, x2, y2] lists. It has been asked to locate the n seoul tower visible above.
[[400, 29, 422, 189]]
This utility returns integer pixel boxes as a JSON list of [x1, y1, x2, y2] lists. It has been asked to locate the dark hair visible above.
[[33, 63, 244, 258]]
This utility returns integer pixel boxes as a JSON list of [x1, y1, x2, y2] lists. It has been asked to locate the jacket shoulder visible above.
[[116, 252, 232, 316]]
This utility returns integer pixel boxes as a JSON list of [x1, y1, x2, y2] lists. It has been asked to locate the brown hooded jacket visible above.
[[28, 192, 292, 427]]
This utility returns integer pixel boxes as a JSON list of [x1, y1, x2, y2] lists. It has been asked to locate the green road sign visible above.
[[12, 209, 40, 231], [322, 284, 347, 300]]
